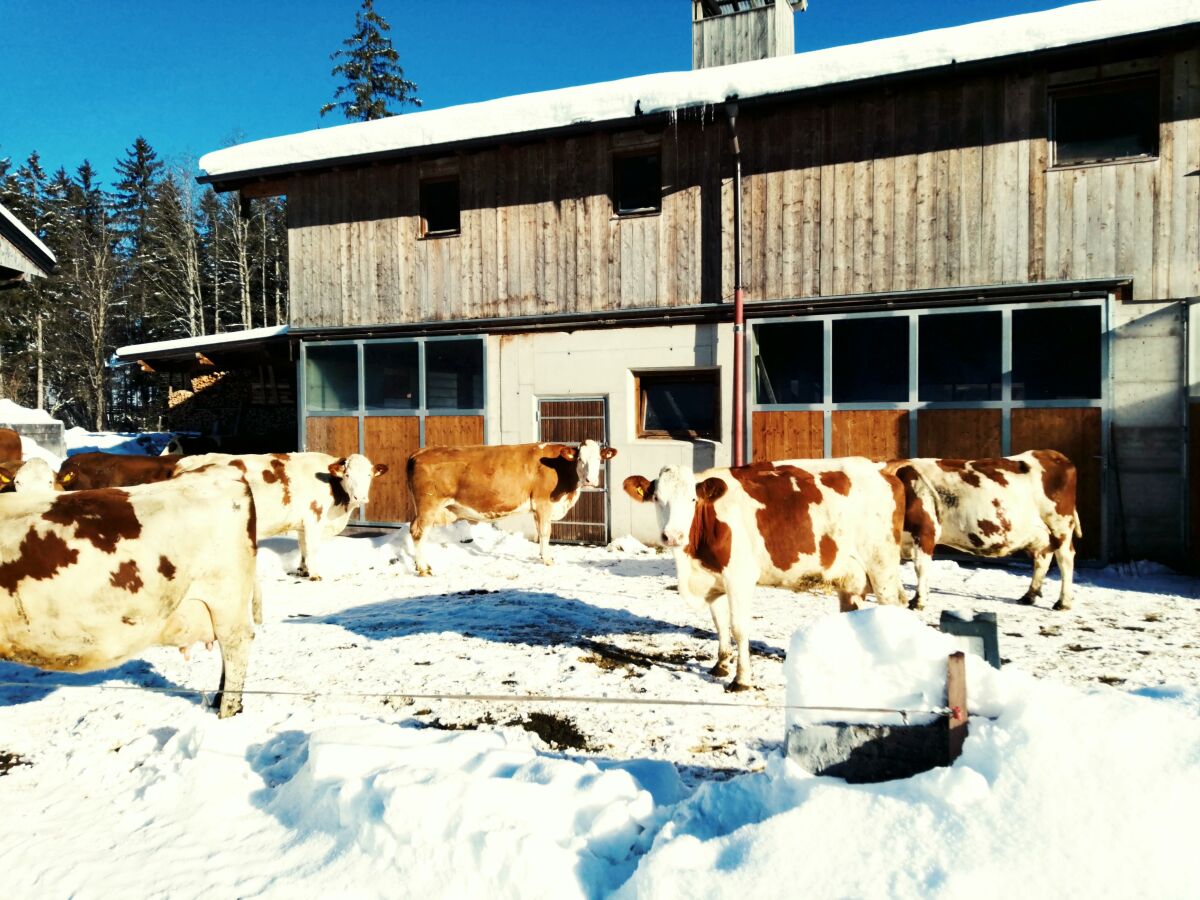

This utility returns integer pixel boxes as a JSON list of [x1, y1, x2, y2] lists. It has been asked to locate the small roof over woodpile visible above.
[[115, 324, 290, 374], [199, 0, 1199, 191], [0, 202, 56, 288]]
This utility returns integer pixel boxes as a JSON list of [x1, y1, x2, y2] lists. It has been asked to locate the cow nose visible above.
[[662, 530, 684, 547]]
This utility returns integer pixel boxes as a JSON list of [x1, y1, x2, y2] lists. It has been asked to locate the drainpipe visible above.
[[726, 99, 746, 467]]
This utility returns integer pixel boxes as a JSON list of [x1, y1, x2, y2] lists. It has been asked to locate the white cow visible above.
[[174, 452, 388, 580], [0, 458, 58, 494], [0, 469, 258, 717]]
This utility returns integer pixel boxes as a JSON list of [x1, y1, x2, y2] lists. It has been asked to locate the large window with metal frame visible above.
[[751, 298, 1107, 456]]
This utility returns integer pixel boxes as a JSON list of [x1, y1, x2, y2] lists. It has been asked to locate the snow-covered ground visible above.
[[1, 523, 1197, 898]]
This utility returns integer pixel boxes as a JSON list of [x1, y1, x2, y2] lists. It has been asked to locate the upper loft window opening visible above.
[[420, 176, 460, 237], [1051, 76, 1158, 167], [613, 151, 662, 216]]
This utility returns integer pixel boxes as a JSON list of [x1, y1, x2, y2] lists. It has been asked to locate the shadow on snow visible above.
[[0, 658, 199, 708]]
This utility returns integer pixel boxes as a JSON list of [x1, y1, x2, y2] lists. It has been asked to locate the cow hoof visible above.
[[1018, 592, 1038, 605], [908, 596, 924, 611], [416, 568, 432, 577], [1053, 600, 1072, 611], [709, 662, 729, 677], [725, 681, 752, 693], [308, 574, 323, 582]]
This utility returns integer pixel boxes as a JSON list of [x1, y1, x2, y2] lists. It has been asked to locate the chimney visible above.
[[692, 0, 807, 69]]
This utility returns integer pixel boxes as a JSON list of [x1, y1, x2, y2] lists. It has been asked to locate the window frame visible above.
[[1048, 74, 1160, 169], [634, 367, 721, 441], [612, 149, 663, 218], [419, 175, 461, 238]]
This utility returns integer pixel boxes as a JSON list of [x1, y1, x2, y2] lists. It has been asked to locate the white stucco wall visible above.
[[485, 322, 735, 544]]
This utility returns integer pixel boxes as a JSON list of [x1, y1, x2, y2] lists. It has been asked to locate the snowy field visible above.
[[2, 522, 1198, 898]]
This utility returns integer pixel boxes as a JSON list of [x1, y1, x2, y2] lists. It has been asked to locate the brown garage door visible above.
[[538, 397, 609, 544]]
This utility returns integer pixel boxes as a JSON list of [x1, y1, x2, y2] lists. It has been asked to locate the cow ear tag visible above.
[[0, 472, 9, 484], [61, 472, 74, 483]]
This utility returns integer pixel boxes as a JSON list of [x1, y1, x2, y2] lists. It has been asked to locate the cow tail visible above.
[[405, 453, 418, 509], [1073, 512, 1082, 539]]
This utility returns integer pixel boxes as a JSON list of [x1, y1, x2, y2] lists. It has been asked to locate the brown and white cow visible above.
[[0, 458, 59, 494], [58, 451, 181, 490], [0, 469, 258, 717], [406, 440, 617, 576], [887, 450, 1082, 611], [173, 452, 388, 580], [624, 458, 908, 691], [0, 427, 21, 462]]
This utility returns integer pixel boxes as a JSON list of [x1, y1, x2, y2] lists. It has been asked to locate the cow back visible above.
[[59, 452, 181, 490]]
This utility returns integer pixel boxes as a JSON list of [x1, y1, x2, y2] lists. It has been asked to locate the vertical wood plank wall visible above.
[[305, 417, 358, 458], [287, 46, 1200, 327], [751, 411, 823, 461], [363, 417, 421, 523], [917, 410, 1003, 458], [831, 410, 909, 460]]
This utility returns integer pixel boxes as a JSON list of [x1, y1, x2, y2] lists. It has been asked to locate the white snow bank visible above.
[[18, 435, 62, 470], [606, 535, 656, 556], [64, 427, 174, 456], [268, 724, 656, 898], [624, 614, 1200, 899], [0, 398, 57, 424], [786, 607, 1012, 726], [200, 0, 1200, 179]]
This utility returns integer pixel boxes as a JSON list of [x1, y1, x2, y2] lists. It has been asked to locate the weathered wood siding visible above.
[[692, 0, 794, 69], [287, 43, 1199, 327]]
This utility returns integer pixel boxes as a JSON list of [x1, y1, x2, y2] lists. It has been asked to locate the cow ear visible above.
[[600, 446, 618, 460], [328, 458, 348, 477], [622, 475, 655, 502], [695, 478, 727, 503], [373, 463, 389, 477], [559, 446, 578, 461]]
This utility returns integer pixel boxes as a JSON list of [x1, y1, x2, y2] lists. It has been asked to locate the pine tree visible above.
[[320, 0, 420, 122]]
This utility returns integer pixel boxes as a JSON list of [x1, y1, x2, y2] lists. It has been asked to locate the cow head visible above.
[[623, 465, 726, 548], [15, 458, 58, 493], [328, 454, 389, 509], [560, 439, 617, 489]]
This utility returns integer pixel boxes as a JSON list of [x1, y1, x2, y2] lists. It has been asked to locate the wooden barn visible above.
[[0, 201, 54, 290], [196, 1, 1200, 565]]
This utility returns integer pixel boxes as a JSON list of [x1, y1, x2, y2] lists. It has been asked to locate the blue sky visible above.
[[3, 0, 1077, 181]]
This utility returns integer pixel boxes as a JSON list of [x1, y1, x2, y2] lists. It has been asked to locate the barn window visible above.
[[636, 369, 719, 440], [1012, 306, 1102, 400], [753, 321, 823, 404], [420, 176, 460, 236], [613, 151, 661, 216], [425, 339, 484, 410], [304, 344, 359, 411], [364, 342, 419, 411], [1051, 76, 1158, 167], [919, 312, 1002, 402], [832, 317, 908, 403]]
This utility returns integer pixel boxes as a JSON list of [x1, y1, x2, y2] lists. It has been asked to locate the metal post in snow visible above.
[[946, 651, 968, 765]]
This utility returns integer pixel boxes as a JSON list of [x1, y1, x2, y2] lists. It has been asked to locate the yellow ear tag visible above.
[[0, 474, 9, 484], [63, 473, 74, 483], [636, 485, 644, 497]]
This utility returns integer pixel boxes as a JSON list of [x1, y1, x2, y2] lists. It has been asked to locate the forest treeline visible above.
[[0, 139, 287, 430]]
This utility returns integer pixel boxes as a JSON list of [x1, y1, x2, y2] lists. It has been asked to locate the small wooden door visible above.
[[537, 397, 609, 544]]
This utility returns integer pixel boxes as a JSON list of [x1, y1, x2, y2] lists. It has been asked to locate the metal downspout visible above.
[[727, 100, 746, 467]]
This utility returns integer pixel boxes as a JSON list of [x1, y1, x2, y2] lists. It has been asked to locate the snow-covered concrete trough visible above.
[[0, 399, 65, 459]]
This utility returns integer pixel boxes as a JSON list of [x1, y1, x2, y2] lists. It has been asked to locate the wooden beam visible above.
[[946, 651, 968, 764], [239, 178, 289, 200], [136, 359, 156, 373], [195, 352, 215, 368]]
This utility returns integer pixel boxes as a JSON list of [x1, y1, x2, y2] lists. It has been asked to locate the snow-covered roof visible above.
[[199, 0, 1200, 183], [0, 202, 56, 271], [115, 324, 289, 360]]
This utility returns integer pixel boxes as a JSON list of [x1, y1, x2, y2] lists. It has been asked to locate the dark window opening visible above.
[[919, 312, 1002, 402], [1012, 306, 1101, 400], [832, 317, 908, 403], [637, 369, 719, 439], [420, 177, 460, 236], [305, 344, 359, 412], [753, 321, 823, 404], [364, 343, 419, 411], [426, 339, 484, 410], [613, 151, 661, 216], [1052, 77, 1158, 166]]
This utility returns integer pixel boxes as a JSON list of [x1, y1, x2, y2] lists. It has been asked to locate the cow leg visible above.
[[533, 504, 554, 566], [297, 523, 322, 581], [838, 591, 862, 613], [1021, 548, 1053, 606], [706, 592, 733, 677], [909, 544, 932, 610], [410, 514, 433, 576], [1052, 533, 1077, 611], [725, 578, 755, 692], [251, 579, 263, 625], [210, 610, 253, 719]]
